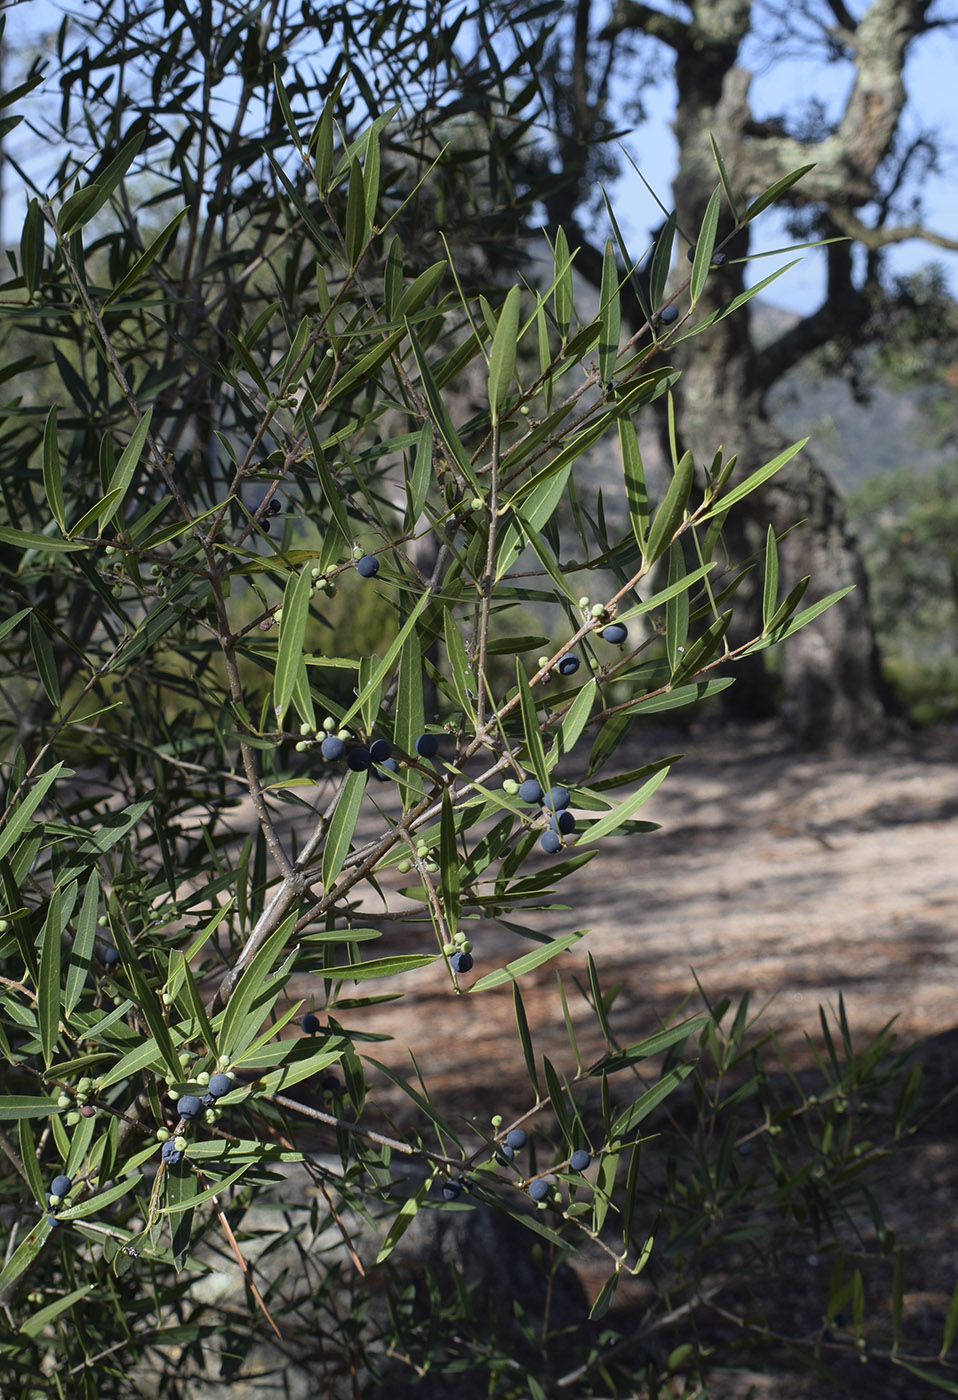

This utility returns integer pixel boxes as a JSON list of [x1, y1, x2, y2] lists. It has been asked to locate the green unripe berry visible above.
[[442, 941, 455, 955], [423, 859, 439, 874], [295, 741, 308, 752], [323, 716, 336, 732], [590, 603, 605, 618], [578, 596, 590, 609], [470, 496, 483, 510], [65, 1112, 80, 1126], [173, 1136, 187, 1152], [397, 859, 411, 874], [98, 915, 108, 927], [491, 1114, 503, 1128], [299, 722, 313, 736], [453, 930, 467, 945], [502, 779, 519, 795], [274, 606, 283, 622], [48, 1194, 61, 1207], [218, 1055, 230, 1067], [77, 1079, 92, 1093], [161, 992, 173, 1006], [537, 656, 549, 668], [520, 404, 530, 415], [204, 1109, 217, 1125], [196, 1072, 210, 1086], [156, 1128, 171, 1142], [57, 1094, 71, 1109], [459, 940, 473, 954]]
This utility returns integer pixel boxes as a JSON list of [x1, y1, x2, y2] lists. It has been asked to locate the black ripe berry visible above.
[[321, 735, 346, 761], [357, 554, 379, 578], [208, 1072, 232, 1098], [177, 1095, 202, 1120], [711, 250, 727, 265], [346, 746, 372, 771], [505, 1128, 527, 1151], [555, 809, 576, 835], [373, 757, 399, 780], [101, 946, 120, 967], [161, 1140, 184, 1166], [414, 733, 439, 758], [267, 498, 282, 515], [659, 305, 679, 325], [528, 1178, 550, 1201], [369, 738, 393, 762], [301, 1012, 321, 1035], [518, 778, 543, 804], [601, 622, 627, 645], [50, 1174, 72, 1199], [441, 1179, 463, 1201], [323, 1075, 344, 1095], [540, 830, 561, 855], [545, 785, 570, 812], [570, 1148, 592, 1171], [557, 653, 580, 676], [687, 244, 696, 263], [449, 950, 473, 974]]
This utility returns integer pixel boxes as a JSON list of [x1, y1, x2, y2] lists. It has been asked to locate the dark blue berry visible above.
[[357, 554, 379, 578], [518, 778, 543, 804], [441, 1179, 463, 1201], [201, 1092, 215, 1108], [301, 1013, 321, 1035], [369, 738, 392, 762], [449, 951, 473, 974], [505, 1128, 527, 1151], [414, 733, 439, 758], [555, 810, 576, 835], [346, 746, 371, 771], [177, 1095, 202, 1120], [321, 735, 346, 761], [545, 785, 570, 812], [711, 250, 727, 265], [266, 498, 282, 515], [208, 1073, 232, 1098], [659, 305, 679, 325], [570, 1148, 591, 1171], [540, 830, 561, 854], [601, 622, 627, 644], [557, 654, 579, 676], [687, 244, 696, 263], [528, 1179, 550, 1201], [373, 757, 399, 781], [50, 1175, 72, 1199], [161, 1141, 184, 1165], [101, 946, 120, 967], [496, 1144, 515, 1164], [323, 1075, 343, 1094]]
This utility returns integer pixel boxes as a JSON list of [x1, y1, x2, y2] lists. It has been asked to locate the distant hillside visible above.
[[754, 302, 948, 493]]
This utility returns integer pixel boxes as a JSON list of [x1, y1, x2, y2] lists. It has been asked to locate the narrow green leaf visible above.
[[649, 212, 676, 311], [97, 408, 153, 532], [620, 415, 649, 552], [95, 1034, 167, 1092], [439, 790, 460, 937], [395, 260, 447, 318], [377, 1179, 429, 1263], [29, 614, 60, 709], [57, 184, 103, 238], [38, 888, 65, 1066], [763, 575, 810, 636], [325, 953, 436, 982], [552, 678, 596, 765], [0, 526, 85, 553], [590, 1016, 710, 1074], [611, 1064, 695, 1137], [699, 438, 808, 521], [578, 767, 670, 845], [322, 769, 367, 890], [443, 610, 477, 723], [487, 285, 521, 423], [104, 208, 188, 307], [743, 164, 816, 222], [762, 525, 780, 629], [345, 158, 367, 267], [272, 66, 305, 153], [41, 407, 66, 533], [644, 451, 694, 565], [219, 914, 298, 1060], [0, 764, 63, 862], [515, 657, 549, 792], [553, 226, 574, 335], [17, 1118, 46, 1210], [690, 185, 722, 302], [748, 586, 854, 652], [0, 1097, 59, 1120], [340, 591, 430, 732], [513, 982, 540, 1098], [941, 1279, 958, 1359], [709, 132, 740, 223], [619, 677, 734, 715], [469, 931, 585, 992], [598, 239, 621, 384], [407, 323, 481, 493], [20, 198, 43, 298], [665, 544, 690, 674], [273, 564, 314, 727], [304, 418, 352, 546], [588, 1270, 620, 1321], [669, 610, 731, 688]]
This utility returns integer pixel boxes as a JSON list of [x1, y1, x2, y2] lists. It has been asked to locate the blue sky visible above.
[[3, 0, 956, 316]]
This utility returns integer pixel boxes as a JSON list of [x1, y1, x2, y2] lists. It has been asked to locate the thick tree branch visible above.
[[830, 206, 958, 252], [599, 0, 691, 49]]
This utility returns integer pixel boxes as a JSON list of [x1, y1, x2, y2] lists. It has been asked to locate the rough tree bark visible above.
[[538, 0, 958, 747]]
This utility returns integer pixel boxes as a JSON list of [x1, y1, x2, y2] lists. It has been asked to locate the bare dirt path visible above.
[[311, 721, 957, 1113]]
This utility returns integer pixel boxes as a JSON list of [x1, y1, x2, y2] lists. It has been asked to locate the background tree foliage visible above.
[[1, 1, 956, 1396]]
